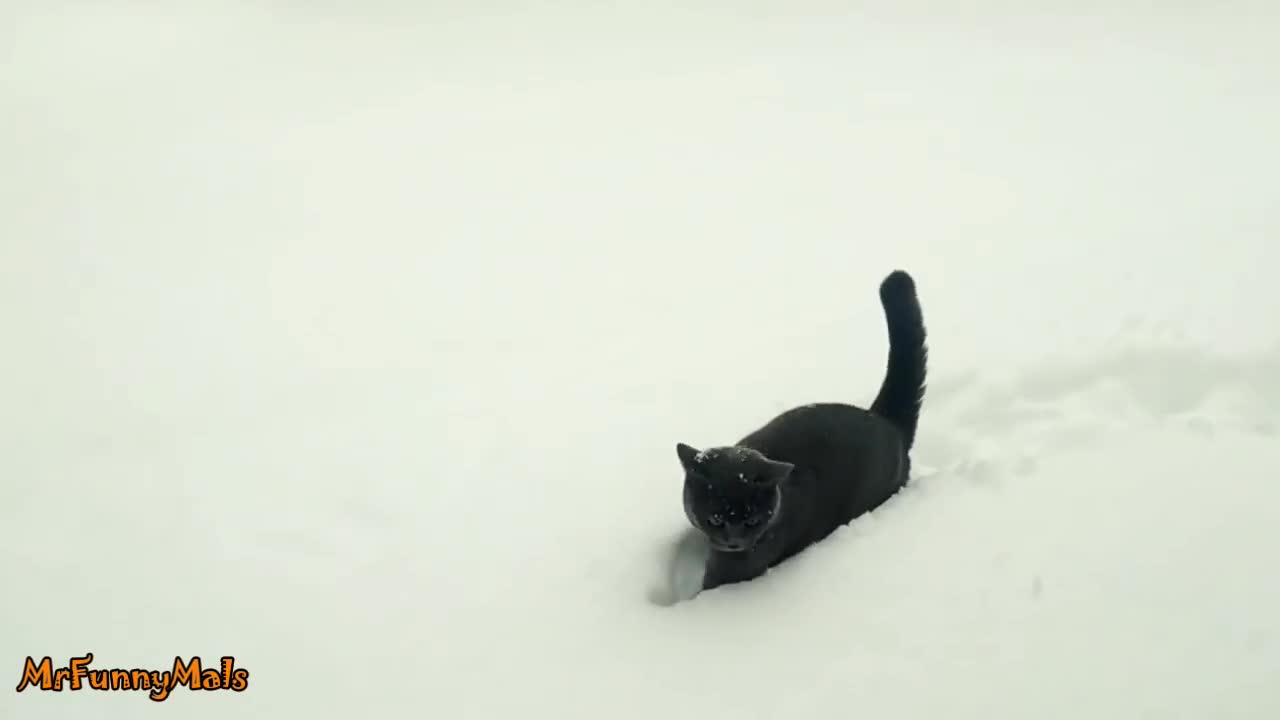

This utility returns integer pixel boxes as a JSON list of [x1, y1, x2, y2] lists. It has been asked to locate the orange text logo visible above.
[[15, 653, 249, 702]]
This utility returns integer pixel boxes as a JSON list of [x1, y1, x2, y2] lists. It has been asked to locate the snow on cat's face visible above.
[[676, 443, 789, 552]]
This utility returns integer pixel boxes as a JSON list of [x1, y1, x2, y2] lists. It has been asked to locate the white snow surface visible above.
[[4, 3, 1280, 719]]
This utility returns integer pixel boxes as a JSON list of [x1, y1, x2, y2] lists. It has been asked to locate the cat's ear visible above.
[[676, 442, 702, 472], [756, 459, 794, 485]]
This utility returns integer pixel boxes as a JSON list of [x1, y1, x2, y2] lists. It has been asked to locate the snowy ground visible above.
[[4, 3, 1280, 719]]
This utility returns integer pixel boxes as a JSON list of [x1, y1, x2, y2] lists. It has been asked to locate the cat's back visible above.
[[740, 402, 907, 524], [741, 402, 895, 454]]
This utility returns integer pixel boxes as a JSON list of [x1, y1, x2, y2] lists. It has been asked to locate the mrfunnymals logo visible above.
[[16, 653, 249, 702]]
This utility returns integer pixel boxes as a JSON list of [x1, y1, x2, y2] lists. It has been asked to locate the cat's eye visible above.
[[745, 516, 761, 527], [708, 514, 725, 527]]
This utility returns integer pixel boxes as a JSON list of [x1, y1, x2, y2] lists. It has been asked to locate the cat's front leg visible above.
[[701, 565, 733, 591], [702, 550, 767, 590]]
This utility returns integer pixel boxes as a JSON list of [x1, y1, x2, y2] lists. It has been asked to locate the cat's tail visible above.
[[869, 270, 928, 451]]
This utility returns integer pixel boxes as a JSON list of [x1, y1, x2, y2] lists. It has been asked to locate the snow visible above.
[[4, 3, 1280, 719]]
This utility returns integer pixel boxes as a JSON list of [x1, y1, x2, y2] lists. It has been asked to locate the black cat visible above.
[[676, 270, 927, 592]]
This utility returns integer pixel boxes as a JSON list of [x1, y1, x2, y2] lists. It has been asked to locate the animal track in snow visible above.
[[647, 527, 708, 606], [916, 344, 1279, 489]]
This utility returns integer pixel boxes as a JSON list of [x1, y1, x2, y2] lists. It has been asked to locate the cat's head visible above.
[[676, 442, 792, 553]]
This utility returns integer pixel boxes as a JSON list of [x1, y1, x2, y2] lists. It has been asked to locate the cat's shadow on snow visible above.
[[646, 527, 710, 606]]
